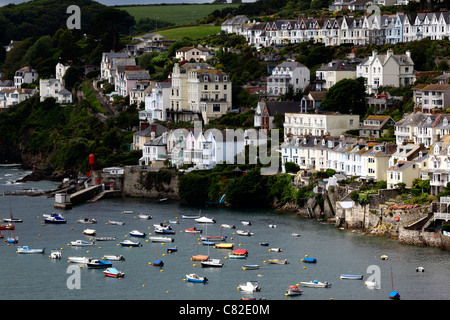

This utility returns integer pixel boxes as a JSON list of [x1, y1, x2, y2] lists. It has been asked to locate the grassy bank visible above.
[[118, 4, 240, 25], [157, 24, 221, 40]]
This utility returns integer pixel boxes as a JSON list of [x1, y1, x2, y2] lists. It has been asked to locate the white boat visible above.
[[70, 240, 94, 246], [364, 280, 379, 289], [17, 246, 45, 254], [95, 237, 117, 241], [153, 223, 172, 230], [103, 254, 125, 261], [168, 219, 179, 224], [201, 258, 224, 268], [269, 224, 276, 228], [120, 239, 142, 247], [121, 210, 134, 214], [182, 214, 201, 219], [50, 249, 62, 259], [138, 214, 152, 220], [220, 224, 235, 229], [68, 256, 91, 264], [291, 233, 301, 237], [185, 273, 208, 283], [241, 221, 251, 226], [416, 266, 425, 272], [236, 230, 254, 236], [149, 236, 174, 243], [269, 248, 282, 252], [108, 220, 125, 225], [82, 228, 96, 236], [129, 230, 146, 237], [77, 217, 97, 224], [238, 281, 261, 292], [195, 216, 216, 224], [299, 280, 332, 288]]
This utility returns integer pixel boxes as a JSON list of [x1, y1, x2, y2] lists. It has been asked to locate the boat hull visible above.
[[340, 274, 363, 280]]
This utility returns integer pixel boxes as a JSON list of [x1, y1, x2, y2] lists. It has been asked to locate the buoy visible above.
[[305, 255, 308, 257], [303, 266, 306, 269], [263, 260, 267, 263], [38, 234, 41, 237], [160, 270, 164, 272], [193, 264, 196, 267], [237, 287, 240, 290], [142, 284, 146, 287], [86, 251, 90, 253]]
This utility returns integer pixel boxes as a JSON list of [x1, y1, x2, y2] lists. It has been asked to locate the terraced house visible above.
[[223, 12, 450, 48]]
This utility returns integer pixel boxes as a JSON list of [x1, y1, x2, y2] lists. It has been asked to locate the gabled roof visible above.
[[263, 101, 301, 116]]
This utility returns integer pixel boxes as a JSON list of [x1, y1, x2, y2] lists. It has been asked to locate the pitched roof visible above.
[[264, 101, 300, 116]]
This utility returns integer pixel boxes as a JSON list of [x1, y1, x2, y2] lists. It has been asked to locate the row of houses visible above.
[[138, 125, 267, 170], [222, 11, 450, 48]]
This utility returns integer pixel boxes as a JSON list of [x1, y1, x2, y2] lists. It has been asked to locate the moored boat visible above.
[[68, 256, 91, 264], [103, 254, 125, 261], [185, 273, 208, 283], [200, 235, 227, 242], [17, 246, 45, 254], [340, 274, 363, 280], [138, 213, 152, 220], [191, 254, 209, 261], [269, 248, 282, 252], [238, 281, 261, 292], [389, 291, 401, 299], [104, 267, 124, 278], [108, 220, 125, 225], [82, 228, 96, 236], [242, 264, 259, 270], [121, 210, 134, 214], [182, 214, 201, 219], [214, 243, 234, 249], [44, 213, 66, 224], [167, 247, 178, 253], [95, 237, 117, 241], [149, 236, 174, 243], [201, 258, 223, 268], [168, 219, 179, 224], [236, 230, 253, 236], [77, 217, 97, 224], [285, 285, 303, 296], [70, 240, 94, 246], [120, 240, 142, 247], [229, 249, 248, 259], [50, 249, 62, 259], [87, 259, 112, 268], [301, 257, 317, 263], [241, 221, 251, 226], [129, 230, 146, 237], [220, 224, 235, 229], [185, 227, 202, 234], [364, 280, 379, 289], [268, 259, 289, 265], [154, 227, 175, 235], [299, 280, 331, 288], [195, 216, 216, 224]]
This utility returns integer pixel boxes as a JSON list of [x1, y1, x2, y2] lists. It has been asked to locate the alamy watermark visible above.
[[66, 5, 81, 30]]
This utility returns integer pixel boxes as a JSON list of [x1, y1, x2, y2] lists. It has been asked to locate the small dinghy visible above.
[[185, 273, 208, 283], [103, 254, 125, 261], [285, 285, 303, 296], [87, 259, 112, 268], [238, 281, 261, 292], [129, 230, 146, 237], [104, 267, 124, 278], [120, 240, 142, 247]]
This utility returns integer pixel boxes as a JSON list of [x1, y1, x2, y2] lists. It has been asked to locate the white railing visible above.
[[434, 212, 450, 221]]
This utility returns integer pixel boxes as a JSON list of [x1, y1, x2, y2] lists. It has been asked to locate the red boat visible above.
[[103, 268, 124, 278], [185, 227, 202, 234], [0, 223, 15, 230]]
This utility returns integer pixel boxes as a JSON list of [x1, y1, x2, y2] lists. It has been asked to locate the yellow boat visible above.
[[214, 243, 234, 249]]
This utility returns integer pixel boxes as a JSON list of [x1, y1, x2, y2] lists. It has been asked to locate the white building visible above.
[[267, 61, 310, 96], [39, 79, 72, 104], [141, 81, 171, 123], [14, 66, 38, 88], [56, 62, 70, 86], [357, 49, 415, 94], [175, 46, 213, 62], [284, 112, 360, 137], [0, 88, 36, 108]]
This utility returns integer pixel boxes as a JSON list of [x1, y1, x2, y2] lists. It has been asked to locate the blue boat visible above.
[[167, 247, 177, 253], [259, 242, 269, 246], [301, 257, 317, 263], [389, 291, 400, 299], [152, 259, 164, 267], [185, 273, 208, 283], [44, 213, 67, 224], [340, 274, 363, 280], [155, 228, 175, 235], [202, 241, 216, 246], [87, 259, 112, 268]]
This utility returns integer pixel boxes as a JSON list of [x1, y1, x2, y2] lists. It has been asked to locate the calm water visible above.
[[1, 165, 450, 301]]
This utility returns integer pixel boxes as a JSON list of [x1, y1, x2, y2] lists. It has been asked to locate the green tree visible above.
[[320, 77, 367, 116]]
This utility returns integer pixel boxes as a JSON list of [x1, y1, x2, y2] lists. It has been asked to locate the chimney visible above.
[[406, 50, 411, 58], [140, 121, 149, 131], [387, 49, 393, 57]]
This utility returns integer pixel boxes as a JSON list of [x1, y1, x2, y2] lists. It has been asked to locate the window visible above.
[[213, 104, 220, 112], [350, 119, 354, 126]]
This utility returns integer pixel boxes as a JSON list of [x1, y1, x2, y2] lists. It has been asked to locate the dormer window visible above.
[[204, 76, 209, 81], [444, 118, 449, 126]]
